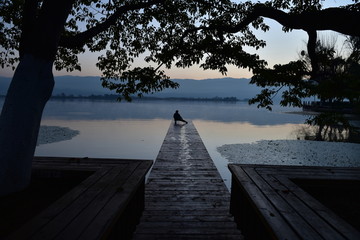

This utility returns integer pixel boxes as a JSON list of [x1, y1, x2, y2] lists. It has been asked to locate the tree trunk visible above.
[[0, 54, 54, 196], [0, 0, 75, 196]]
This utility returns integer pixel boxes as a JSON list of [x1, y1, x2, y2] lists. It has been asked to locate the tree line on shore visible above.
[[49, 93, 243, 102]]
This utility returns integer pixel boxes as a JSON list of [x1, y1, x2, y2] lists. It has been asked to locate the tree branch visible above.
[[59, 0, 165, 48], [307, 29, 318, 79], [178, 4, 360, 63], [223, 4, 360, 37]]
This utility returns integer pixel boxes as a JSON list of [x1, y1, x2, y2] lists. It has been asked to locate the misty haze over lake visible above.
[[0, 98, 308, 187], [38, 98, 302, 125]]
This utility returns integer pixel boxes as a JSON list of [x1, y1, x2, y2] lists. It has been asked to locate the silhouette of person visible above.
[[173, 110, 188, 125]]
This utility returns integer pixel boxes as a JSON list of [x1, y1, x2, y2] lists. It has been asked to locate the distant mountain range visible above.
[[0, 75, 263, 100]]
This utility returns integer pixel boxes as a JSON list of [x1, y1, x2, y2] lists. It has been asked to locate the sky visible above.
[[0, 0, 354, 80]]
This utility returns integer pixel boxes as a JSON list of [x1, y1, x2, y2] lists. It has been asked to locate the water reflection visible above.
[[194, 120, 307, 189], [35, 119, 170, 160], [294, 124, 360, 142]]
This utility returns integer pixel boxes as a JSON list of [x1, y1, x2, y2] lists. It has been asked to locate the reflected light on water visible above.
[[194, 120, 304, 144], [194, 120, 306, 189], [35, 119, 170, 160]]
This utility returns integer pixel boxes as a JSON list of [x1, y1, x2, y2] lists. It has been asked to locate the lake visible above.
[[0, 98, 308, 187]]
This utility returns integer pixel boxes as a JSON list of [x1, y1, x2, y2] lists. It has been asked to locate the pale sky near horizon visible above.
[[0, 0, 353, 80]]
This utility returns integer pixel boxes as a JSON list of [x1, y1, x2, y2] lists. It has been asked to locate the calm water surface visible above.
[[0, 98, 307, 188]]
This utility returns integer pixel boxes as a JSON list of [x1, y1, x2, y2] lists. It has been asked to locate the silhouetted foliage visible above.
[[222, 1, 360, 111], [2, 1, 359, 102]]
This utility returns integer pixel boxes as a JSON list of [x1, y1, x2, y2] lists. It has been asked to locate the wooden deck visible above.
[[133, 121, 243, 239], [229, 164, 360, 240], [4, 157, 152, 240]]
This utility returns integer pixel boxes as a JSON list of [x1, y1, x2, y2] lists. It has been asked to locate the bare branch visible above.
[[59, 0, 165, 48], [224, 4, 360, 37], [307, 29, 318, 79]]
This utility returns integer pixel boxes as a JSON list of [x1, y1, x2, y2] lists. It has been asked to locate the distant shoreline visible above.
[[1, 95, 248, 102], [50, 94, 247, 102]]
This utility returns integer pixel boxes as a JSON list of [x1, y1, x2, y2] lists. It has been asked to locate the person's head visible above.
[[176, 110, 179, 113]]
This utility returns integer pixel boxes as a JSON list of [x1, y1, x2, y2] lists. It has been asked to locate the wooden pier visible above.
[[133, 121, 243, 239]]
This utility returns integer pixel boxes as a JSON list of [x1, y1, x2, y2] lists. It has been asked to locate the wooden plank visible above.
[[252, 165, 360, 239], [244, 167, 333, 240], [135, 222, 240, 234], [147, 172, 221, 178], [34, 156, 148, 165], [144, 183, 228, 191], [141, 209, 236, 216], [145, 196, 230, 202], [278, 175, 360, 240], [52, 163, 141, 240], [133, 234, 241, 240], [229, 164, 360, 240], [147, 178, 225, 184], [77, 161, 152, 240], [8, 158, 152, 240], [229, 164, 302, 240], [144, 204, 230, 211], [259, 171, 344, 240], [140, 214, 236, 222], [30, 165, 131, 240], [7, 166, 112, 240], [144, 190, 230, 197]]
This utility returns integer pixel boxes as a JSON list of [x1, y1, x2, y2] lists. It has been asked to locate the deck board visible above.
[[6, 158, 152, 240], [133, 121, 243, 240], [229, 164, 360, 240]]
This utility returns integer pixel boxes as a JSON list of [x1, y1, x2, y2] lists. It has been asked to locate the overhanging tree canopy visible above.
[[1, 0, 268, 100], [1, 0, 249, 195], [172, 0, 360, 109]]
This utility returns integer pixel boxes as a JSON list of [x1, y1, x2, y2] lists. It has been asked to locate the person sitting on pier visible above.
[[173, 110, 188, 125]]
